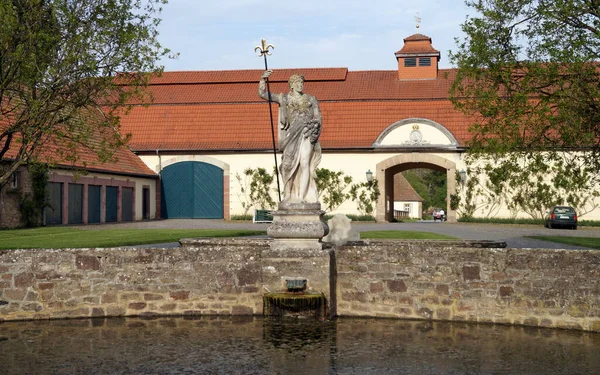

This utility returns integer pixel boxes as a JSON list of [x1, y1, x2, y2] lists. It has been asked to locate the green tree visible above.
[[450, 0, 600, 214], [315, 168, 353, 212], [0, 0, 171, 188]]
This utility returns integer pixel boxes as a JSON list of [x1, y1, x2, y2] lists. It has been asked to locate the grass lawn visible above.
[[360, 230, 457, 240], [0, 227, 266, 250], [526, 236, 600, 250]]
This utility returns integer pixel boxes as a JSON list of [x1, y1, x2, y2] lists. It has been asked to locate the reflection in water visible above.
[[1, 316, 599, 374]]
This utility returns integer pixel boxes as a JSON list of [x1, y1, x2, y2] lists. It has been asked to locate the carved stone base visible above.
[[267, 201, 329, 251]]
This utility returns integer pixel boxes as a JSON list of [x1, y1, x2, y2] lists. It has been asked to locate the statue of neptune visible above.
[[258, 70, 322, 204]]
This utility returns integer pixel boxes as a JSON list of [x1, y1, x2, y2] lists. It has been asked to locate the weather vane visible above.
[[415, 13, 421, 32], [254, 38, 281, 201]]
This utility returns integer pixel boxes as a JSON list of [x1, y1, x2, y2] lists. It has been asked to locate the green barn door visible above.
[[87, 185, 101, 224], [161, 161, 223, 219], [68, 184, 83, 224], [45, 182, 63, 225], [106, 186, 118, 222]]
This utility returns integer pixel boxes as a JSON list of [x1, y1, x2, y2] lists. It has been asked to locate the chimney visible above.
[[395, 34, 440, 80]]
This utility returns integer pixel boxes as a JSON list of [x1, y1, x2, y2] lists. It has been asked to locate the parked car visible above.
[[433, 208, 445, 222], [544, 206, 577, 230]]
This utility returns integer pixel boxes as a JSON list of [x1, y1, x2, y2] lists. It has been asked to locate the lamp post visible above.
[[459, 169, 467, 187], [366, 169, 373, 186]]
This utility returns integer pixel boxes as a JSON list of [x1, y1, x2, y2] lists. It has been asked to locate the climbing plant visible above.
[[454, 154, 599, 220], [349, 179, 380, 216], [19, 163, 49, 227], [236, 167, 276, 212], [315, 168, 353, 212]]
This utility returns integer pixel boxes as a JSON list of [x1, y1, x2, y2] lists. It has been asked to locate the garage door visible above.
[[160, 161, 223, 219]]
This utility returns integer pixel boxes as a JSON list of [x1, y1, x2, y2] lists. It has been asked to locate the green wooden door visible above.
[[45, 182, 63, 225], [68, 184, 83, 224], [88, 185, 101, 224], [161, 161, 223, 219], [122, 187, 134, 221], [106, 186, 118, 222]]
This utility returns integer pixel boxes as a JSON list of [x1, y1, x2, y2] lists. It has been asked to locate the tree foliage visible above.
[[315, 168, 353, 212], [0, 0, 170, 188], [450, 0, 600, 215], [451, 0, 600, 152]]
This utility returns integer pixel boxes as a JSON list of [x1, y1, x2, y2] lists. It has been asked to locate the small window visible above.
[[404, 203, 411, 213], [404, 58, 417, 67], [419, 57, 431, 66], [10, 172, 20, 189]]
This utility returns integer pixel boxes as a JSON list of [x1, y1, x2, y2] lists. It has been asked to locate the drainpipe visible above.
[[156, 149, 162, 175], [156, 149, 162, 219]]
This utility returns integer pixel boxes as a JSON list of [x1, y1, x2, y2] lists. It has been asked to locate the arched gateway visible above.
[[372, 118, 462, 222]]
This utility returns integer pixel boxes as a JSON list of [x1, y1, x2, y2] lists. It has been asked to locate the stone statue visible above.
[[258, 70, 322, 204]]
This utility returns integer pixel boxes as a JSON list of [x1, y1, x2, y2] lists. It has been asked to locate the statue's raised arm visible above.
[[258, 70, 281, 104]]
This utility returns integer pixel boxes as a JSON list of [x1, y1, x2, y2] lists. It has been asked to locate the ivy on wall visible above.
[[19, 163, 49, 227]]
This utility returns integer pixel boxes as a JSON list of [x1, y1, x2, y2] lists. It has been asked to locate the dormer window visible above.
[[419, 57, 431, 66], [395, 33, 441, 80], [404, 58, 417, 67]]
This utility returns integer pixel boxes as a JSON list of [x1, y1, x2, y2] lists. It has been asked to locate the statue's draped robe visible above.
[[277, 93, 321, 203]]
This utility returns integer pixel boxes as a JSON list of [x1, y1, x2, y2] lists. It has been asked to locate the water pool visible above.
[[1, 317, 599, 374]]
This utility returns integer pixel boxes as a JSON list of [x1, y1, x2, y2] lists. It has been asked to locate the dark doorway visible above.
[[45, 182, 63, 225], [106, 186, 118, 222], [142, 187, 150, 220], [88, 185, 101, 224], [122, 187, 133, 222], [68, 184, 83, 224]]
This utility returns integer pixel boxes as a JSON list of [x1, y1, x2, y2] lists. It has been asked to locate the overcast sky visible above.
[[156, 0, 473, 72]]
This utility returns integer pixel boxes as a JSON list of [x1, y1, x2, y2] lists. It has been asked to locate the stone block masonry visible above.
[[335, 240, 600, 332], [1, 239, 599, 332], [0, 238, 331, 322]]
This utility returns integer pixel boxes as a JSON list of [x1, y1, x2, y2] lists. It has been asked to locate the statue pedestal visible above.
[[267, 202, 329, 251]]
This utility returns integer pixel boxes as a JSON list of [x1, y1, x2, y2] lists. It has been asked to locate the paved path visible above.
[[76, 219, 600, 250]]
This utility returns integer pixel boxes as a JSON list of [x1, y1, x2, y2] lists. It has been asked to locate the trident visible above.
[[255, 38, 281, 202]]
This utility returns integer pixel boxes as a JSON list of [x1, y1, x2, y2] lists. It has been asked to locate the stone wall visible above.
[[1, 239, 599, 332], [0, 238, 330, 321], [335, 240, 600, 332], [0, 165, 32, 228]]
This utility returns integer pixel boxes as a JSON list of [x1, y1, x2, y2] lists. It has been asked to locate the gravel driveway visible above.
[[75, 219, 600, 250]]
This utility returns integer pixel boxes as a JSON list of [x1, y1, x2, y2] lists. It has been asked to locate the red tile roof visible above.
[[395, 33, 440, 55], [394, 173, 424, 202], [120, 67, 474, 152], [148, 68, 348, 85], [2, 128, 156, 177]]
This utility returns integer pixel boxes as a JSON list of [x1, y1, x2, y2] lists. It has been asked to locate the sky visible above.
[[156, 0, 474, 72]]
